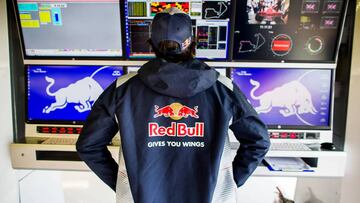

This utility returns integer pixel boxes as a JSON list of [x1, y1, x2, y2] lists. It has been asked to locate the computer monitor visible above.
[[16, 0, 124, 57], [124, 0, 232, 60], [231, 68, 333, 130], [26, 65, 124, 124], [232, 0, 346, 62]]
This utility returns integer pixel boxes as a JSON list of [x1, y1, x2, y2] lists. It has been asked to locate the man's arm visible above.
[[76, 82, 119, 191], [229, 84, 270, 187]]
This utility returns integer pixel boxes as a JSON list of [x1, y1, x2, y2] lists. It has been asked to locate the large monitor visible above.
[[231, 68, 333, 130], [27, 65, 124, 124], [16, 0, 124, 57], [124, 0, 232, 60], [232, 0, 346, 62]]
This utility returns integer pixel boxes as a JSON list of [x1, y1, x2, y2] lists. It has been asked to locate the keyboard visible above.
[[42, 138, 78, 145], [270, 143, 312, 151]]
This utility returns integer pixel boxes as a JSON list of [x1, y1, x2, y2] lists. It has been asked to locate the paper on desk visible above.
[[264, 157, 313, 172]]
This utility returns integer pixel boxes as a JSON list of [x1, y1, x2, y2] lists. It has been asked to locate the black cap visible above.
[[151, 8, 192, 53]]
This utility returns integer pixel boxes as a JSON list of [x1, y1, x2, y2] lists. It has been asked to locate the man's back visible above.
[[76, 8, 270, 203], [77, 58, 270, 203]]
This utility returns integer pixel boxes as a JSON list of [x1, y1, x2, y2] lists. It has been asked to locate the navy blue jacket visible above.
[[76, 58, 270, 203]]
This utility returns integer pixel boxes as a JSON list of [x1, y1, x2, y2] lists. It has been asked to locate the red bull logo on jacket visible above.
[[149, 122, 204, 137], [150, 103, 204, 137], [154, 103, 199, 120]]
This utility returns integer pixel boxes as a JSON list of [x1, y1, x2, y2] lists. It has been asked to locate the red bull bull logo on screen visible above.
[[150, 103, 204, 137]]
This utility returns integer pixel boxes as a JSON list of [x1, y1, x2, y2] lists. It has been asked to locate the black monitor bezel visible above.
[[229, 67, 333, 130], [230, 0, 349, 63], [25, 65, 126, 125], [13, 0, 128, 59], [123, 0, 235, 61]]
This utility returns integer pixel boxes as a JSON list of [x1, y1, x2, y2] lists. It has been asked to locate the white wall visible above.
[[237, 177, 297, 203], [340, 1, 360, 202], [18, 170, 115, 203], [0, 0, 19, 202], [295, 178, 342, 203]]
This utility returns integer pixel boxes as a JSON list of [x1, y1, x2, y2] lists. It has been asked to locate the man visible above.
[[76, 8, 270, 203]]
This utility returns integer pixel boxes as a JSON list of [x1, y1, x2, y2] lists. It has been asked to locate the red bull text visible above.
[[150, 103, 204, 137], [148, 122, 204, 137]]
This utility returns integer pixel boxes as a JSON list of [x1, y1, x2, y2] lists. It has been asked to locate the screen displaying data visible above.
[[17, 0, 123, 57], [231, 68, 332, 128], [232, 0, 345, 62], [124, 0, 232, 60], [27, 65, 124, 123]]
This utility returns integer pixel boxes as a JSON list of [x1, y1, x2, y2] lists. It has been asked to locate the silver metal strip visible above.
[[24, 60, 147, 66], [24, 60, 337, 69]]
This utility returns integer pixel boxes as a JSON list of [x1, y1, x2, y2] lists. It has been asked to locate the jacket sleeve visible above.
[[76, 82, 119, 192], [229, 84, 270, 187]]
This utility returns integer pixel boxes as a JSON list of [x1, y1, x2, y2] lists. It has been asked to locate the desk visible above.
[[10, 141, 346, 177]]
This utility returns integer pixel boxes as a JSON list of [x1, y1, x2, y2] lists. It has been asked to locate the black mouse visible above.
[[321, 142, 335, 150]]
